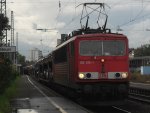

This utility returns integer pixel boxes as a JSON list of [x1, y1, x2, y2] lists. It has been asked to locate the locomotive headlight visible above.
[[121, 72, 128, 78], [101, 59, 105, 63], [79, 73, 85, 79]]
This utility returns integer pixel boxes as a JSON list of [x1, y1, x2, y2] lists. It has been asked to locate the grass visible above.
[[0, 76, 20, 113], [130, 72, 150, 83]]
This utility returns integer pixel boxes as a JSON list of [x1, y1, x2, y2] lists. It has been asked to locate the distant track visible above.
[[129, 86, 150, 104], [112, 106, 131, 113]]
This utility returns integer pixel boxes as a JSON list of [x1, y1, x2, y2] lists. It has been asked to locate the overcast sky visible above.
[[6, 0, 150, 60]]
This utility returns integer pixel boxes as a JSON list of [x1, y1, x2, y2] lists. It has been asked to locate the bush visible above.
[[0, 95, 11, 113], [0, 57, 19, 94], [131, 72, 150, 83], [0, 76, 19, 113]]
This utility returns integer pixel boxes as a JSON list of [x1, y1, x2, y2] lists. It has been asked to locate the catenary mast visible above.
[[0, 0, 7, 46]]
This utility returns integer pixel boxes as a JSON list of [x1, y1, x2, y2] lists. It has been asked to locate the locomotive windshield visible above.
[[80, 40, 125, 56]]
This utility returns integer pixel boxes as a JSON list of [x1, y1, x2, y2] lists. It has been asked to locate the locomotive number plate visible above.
[[99, 73, 108, 79]]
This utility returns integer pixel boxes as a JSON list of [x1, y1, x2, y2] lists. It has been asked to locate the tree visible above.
[[0, 14, 11, 36], [134, 44, 150, 57], [0, 57, 13, 94], [17, 53, 26, 65]]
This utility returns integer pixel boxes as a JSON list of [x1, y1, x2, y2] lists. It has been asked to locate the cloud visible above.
[[6, 0, 150, 59], [125, 18, 150, 48]]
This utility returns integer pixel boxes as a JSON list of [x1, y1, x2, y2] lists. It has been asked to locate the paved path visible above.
[[11, 75, 92, 113]]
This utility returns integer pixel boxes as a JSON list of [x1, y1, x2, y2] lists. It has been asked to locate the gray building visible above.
[[30, 48, 43, 61]]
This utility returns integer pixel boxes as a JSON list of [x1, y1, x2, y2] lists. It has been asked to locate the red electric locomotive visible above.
[[34, 3, 130, 104], [51, 30, 129, 101]]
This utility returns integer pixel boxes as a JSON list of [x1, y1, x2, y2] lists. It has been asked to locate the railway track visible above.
[[129, 87, 150, 104]]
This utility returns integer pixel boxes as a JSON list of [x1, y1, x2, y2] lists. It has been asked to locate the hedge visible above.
[[0, 57, 18, 94]]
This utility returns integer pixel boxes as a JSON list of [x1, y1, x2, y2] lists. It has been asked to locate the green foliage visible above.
[[134, 44, 150, 57], [0, 77, 20, 113], [17, 53, 26, 65], [0, 57, 19, 94], [0, 57, 20, 112], [0, 14, 11, 36], [0, 95, 11, 113]]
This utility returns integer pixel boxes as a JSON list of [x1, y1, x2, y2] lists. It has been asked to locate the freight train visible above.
[[25, 3, 130, 104], [32, 29, 129, 101]]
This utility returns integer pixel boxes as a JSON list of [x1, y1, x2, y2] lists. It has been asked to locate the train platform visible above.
[[11, 75, 92, 113]]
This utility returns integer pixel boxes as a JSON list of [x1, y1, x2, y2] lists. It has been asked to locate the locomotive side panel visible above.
[[68, 42, 76, 86], [53, 41, 78, 88], [53, 44, 67, 86], [53, 62, 69, 86]]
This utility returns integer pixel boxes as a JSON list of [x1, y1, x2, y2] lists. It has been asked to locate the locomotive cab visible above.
[[72, 33, 129, 100]]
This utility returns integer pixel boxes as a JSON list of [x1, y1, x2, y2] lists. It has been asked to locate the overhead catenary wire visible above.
[[55, 0, 72, 29], [117, 0, 149, 28], [61, 1, 140, 31], [8, 0, 150, 36]]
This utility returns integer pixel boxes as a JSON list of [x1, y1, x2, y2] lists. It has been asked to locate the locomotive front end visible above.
[[75, 34, 129, 100]]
